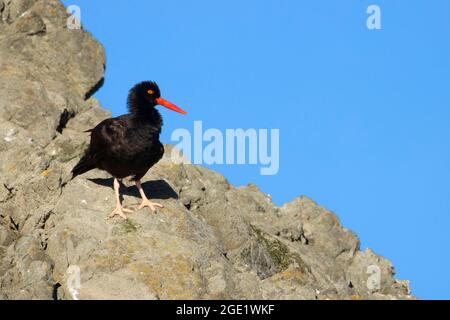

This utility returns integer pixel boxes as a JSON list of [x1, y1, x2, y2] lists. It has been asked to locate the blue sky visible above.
[[62, 0, 450, 299]]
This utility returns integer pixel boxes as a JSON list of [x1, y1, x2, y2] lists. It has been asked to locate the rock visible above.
[[0, 0, 35, 23], [0, 235, 54, 299], [0, 0, 414, 300], [0, 0, 107, 300], [0, 1, 5, 23], [14, 11, 46, 35], [0, 225, 18, 247]]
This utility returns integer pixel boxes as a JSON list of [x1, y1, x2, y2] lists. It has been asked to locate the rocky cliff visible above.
[[0, 0, 413, 300]]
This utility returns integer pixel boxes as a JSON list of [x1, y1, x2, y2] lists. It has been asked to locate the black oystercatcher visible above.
[[71, 81, 187, 219]]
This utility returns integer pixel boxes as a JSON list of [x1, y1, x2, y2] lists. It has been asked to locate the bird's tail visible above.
[[71, 154, 97, 180]]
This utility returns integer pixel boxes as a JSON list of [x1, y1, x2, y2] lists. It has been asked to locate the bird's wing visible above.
[[89, 116, 134, 160]]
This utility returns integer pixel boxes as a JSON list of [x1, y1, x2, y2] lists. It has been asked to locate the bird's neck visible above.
[[130, 106, 163, 135]]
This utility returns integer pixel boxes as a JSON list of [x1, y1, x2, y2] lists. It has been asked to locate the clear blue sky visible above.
[[62, 0, 450, 299]]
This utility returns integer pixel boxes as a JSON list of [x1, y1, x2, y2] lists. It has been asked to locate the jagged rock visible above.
[[0, 0, 414, 300], [0, 0, 35, 23]]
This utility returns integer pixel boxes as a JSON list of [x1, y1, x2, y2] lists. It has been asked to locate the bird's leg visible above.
[[108, 178, 133, 219], [135, 180, 164, 212]]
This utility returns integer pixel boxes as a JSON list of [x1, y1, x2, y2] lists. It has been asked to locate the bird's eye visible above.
[[147, 89, 154, 95]]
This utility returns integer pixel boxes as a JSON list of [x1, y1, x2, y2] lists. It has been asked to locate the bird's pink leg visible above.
[[136, 180, 164, 212], [108, 178, 133, 219]]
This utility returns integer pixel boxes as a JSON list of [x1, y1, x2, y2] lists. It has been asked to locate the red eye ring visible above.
[[148, 89, 154, 95]]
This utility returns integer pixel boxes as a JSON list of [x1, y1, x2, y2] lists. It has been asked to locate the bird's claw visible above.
[[138, 199, 164, 212], [108, 206, 134, 220]]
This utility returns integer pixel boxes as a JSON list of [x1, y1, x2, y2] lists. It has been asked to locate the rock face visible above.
[[0, 0, 413, 300]]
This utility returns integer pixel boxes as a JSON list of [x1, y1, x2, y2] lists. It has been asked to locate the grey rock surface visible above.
[[0, 0, 414, 300]]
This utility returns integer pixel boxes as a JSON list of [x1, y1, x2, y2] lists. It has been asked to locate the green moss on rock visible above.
[[120, 219, 140, 234], [251, 225, 292, 272]]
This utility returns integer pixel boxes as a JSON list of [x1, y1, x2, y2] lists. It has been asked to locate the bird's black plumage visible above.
[[72, 81, 168, 181]]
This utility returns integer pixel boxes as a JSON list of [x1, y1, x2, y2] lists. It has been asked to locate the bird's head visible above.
[[127, 81, 187, 115]]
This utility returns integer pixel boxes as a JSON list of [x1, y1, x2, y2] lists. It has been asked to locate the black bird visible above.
[[71, 81, 187, 219]]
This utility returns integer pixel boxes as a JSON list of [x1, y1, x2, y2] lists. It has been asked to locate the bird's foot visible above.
[[108, 205, 134, 220], [138, 199, 164, 212]]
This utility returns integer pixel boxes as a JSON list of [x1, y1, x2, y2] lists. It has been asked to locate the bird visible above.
[[71, 81, 187, 219]]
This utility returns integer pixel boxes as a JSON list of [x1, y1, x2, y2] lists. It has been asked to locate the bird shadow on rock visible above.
[[88, 178, 179, 200]]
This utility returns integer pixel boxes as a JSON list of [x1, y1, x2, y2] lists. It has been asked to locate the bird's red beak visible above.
[[155, 97, 187, 115]]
